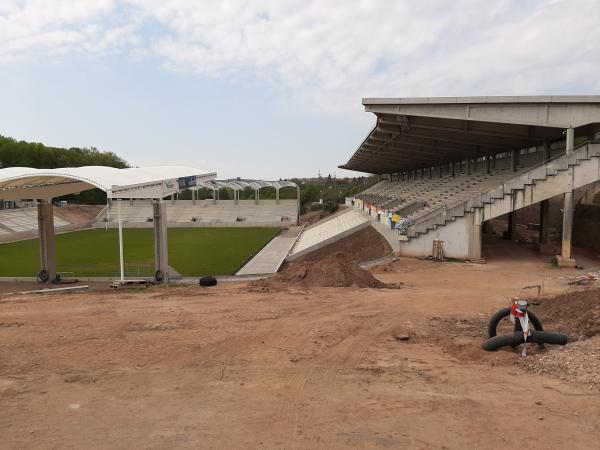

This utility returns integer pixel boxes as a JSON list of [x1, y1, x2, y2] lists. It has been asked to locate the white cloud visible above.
[[2, 0, 600, 114]]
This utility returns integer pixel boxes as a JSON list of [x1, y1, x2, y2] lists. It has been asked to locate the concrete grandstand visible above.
[[96, 179, 299, 228], [341, 96, 600, 266]]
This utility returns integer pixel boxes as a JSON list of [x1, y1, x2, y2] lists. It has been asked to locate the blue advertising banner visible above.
[[178, 176, 197, 190]]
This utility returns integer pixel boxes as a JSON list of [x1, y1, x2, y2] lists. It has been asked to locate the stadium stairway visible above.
[[236, 226, 303, 275], [354, 141, 600, 259]]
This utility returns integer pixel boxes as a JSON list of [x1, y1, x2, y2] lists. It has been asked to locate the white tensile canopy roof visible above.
[[0, 166, 217, 200], [198, 178, 298, 191]]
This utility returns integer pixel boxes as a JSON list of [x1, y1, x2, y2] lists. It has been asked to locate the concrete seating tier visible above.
[[0, 207, 69, 233], [98, 200, 298, 226], [356, 167, 529, 220]]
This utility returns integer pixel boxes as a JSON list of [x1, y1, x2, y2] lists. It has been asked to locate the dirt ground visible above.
[[1, 238, 600, 449], [295, 226, 392, 265]]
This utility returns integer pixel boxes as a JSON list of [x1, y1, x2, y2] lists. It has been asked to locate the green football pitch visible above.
[[0, 228, 279, 277]]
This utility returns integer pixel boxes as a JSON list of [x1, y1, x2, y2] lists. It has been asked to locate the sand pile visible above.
[[257, 252, 387, 289], [533, 288, 600, 338]]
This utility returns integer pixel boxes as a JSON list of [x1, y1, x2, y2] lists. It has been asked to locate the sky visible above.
[[1, 0, 600, 180]]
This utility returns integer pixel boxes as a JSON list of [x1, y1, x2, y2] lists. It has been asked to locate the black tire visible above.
[[199, 276, 217, 287], [482, 331, 568, 351], [487, 307, 544, 338], [155, 270, 164, 283], [37, 270, 50, 283]]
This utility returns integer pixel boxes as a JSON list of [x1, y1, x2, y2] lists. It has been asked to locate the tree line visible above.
[[0, 135, 128, 204]]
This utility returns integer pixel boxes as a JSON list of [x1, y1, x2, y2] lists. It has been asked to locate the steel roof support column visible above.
[[276, 187, 280, 205], [486, 155, 491, 174], [153, 200, 169, 283], [37, 200, 56, 283], [557, 127, 577, 267]]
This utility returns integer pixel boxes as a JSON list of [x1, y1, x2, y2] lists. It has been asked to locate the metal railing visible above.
[[407, 141, 600, 238]]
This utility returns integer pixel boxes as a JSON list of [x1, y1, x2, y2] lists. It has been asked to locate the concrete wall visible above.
[[398, 213, 473, 259]]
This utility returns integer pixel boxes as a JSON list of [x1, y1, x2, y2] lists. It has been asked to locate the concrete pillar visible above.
[[192, 189, 196, 205], [512, 149, 519, 171], [467, 158, 472, 175], [255, 189, 259, 205], [539, 199, 549, 244], [491, 153, 496, 170], [451, 162, 456, 177], [429, 167, 432, 178], [153, 200, 169, 283], [486, 155, 491, 174], [37, 200, 56, 283], [234, 189, 238, 205], [543, 139, 551, 161], [505, 211, 516, 240], [468, 209, 483, 260], [212, 189, 217, 205], [171, 194, 175, 205], [276, 188, 280, 205], [565, 127, 574, 155], [557, 127, 577, 267]]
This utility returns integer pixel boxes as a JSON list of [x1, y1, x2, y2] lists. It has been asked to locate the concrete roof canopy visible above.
[[341, 96, 600, 174], [0, 166, 216, 201]]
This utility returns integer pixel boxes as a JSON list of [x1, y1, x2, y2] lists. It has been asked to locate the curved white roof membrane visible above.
[[0, 166, 216, 200]]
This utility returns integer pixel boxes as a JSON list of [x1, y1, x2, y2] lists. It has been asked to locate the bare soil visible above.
[[1, 239, 600, 449], [296, 225, 392, 264], [255, 252, 389, 290], [534, 288, 600, 338]]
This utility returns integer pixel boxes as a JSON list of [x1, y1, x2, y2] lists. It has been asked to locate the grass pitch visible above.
[[0, 227, 279, 277]]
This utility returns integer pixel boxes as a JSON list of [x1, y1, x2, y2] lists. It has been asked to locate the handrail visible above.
[[408, 140, 598, 235]]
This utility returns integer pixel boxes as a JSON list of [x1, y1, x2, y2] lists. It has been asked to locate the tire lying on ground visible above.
[[487, 307, 544, 338], [482, 331, 568, 352], [199, 276, 217, 287]]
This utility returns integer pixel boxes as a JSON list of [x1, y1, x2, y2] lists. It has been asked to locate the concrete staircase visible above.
[[401, 141, 600, 257]]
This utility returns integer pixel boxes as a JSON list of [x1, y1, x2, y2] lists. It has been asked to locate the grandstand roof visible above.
[[0, 166, 216, 200], [198, 179, 297, 190], [341, 96, 600, 174]]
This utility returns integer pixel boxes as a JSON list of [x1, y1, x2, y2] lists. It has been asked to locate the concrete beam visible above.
[[365, 98, 600, 128]]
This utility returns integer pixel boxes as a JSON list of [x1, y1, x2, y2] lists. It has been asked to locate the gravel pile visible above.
[[520, 336, 600, 390]]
